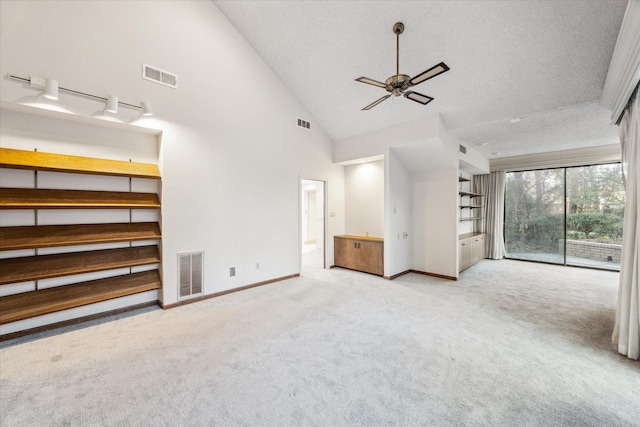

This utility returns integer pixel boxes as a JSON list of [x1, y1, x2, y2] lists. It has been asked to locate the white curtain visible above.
[[474, 171, 506, 260], [612, 85, 640, 361]]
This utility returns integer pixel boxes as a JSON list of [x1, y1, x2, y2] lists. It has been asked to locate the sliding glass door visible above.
[[505, 169, 565, 264], [505, 164, 624, 271], [565, 164, 625, 269]]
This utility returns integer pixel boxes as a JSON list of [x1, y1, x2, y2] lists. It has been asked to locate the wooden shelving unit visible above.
[[0, 148, 162, 328], [458, 175, 486, 271], [458, 176, 484, 222], [0, 270, 161, 325]]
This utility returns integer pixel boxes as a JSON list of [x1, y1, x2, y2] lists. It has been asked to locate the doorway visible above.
[[301, 179, 326, 273]]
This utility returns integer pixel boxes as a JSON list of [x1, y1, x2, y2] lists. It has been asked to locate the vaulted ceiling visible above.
[[213, 0, 627, 159]]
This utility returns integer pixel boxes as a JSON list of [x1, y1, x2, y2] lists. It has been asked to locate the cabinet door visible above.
[[475, 234, 486, 263], [334, 237, 359, 270], [459, 238, 472, 272], [358, 240, 384, 276]]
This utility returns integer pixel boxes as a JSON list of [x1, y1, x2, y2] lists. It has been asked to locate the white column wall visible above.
[[385, 149, 412, 277], [412, 168, 460, 278]]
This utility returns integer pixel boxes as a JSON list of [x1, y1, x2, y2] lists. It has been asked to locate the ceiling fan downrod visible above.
[[394, 22, 404, 78]]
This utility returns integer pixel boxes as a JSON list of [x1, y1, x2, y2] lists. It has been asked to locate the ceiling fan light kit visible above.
[[356, 22, 449, 110]]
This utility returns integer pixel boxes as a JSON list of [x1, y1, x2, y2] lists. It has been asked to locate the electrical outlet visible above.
[[230, 267, 235, 277]]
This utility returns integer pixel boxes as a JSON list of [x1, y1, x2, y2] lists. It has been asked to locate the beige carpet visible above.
[[1, 259, 638, 426]]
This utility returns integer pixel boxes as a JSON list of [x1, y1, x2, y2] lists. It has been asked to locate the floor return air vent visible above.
[[178, 251, 203, 298]]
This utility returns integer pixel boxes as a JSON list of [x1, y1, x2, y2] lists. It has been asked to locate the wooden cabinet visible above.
[[459, 232, 486, 272], [334, 235, 383, 276]]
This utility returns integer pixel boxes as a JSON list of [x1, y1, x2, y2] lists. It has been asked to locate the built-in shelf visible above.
[[0, 270, 161, 325], [0, 148, 161, 179], [0, 246, 160, 285], [0, 222, 161, 251], [458, 191, 484, 198], [458, 176, 486, 270], [0, 188, 161, 209], [0, 111, 162, 337], [459, 217, 484, 222]]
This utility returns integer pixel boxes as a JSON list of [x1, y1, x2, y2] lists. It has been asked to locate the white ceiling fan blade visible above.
[[404, 91, 434, 105], [362, 95, 391, 110], [408, 62, 449, 86], [355, 76, 388, 89]]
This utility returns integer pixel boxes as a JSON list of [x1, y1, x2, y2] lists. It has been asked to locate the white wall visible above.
[[0, 0, 345, 306], [385, 149, 412, 277], [344, 161, 384, 238], [334, 114, 440, 164], [412, 168, 459, 278]]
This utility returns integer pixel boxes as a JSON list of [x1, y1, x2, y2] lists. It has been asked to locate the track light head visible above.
[[43, 78, 59, 101], [106, 95, 118, 114], [140, 101, 153, 116]]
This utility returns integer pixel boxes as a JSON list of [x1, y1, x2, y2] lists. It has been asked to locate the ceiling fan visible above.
[[355, 22, 449, 110]]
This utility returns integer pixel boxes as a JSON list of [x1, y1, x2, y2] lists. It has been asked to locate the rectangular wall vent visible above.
[[178, 251, 203, 298], [459, 144, 467, 154], [143, 63, 178, 89], [297, 118, 311, 129]]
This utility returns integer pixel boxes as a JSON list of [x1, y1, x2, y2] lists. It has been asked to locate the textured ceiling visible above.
[[213, 0, 627, 159]]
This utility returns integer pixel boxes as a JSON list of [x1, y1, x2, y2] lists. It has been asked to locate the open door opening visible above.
[[301, 179, 326, 273]]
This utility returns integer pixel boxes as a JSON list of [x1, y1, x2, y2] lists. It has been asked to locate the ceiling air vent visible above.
[[142, 63, 178, 89], [178, 251, 203, 299], [459, 144, 467, 154]]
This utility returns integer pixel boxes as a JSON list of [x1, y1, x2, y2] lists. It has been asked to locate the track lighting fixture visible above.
[[7, 74, 154, 118]]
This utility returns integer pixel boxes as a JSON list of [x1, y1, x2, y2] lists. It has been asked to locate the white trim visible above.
[[601, 0, 640, 124], [490, 144, 621, 171]]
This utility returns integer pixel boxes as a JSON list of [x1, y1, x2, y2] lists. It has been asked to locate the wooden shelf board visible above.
[[0, 246, 160, 285], [459, 217, 484, 222], [459, 191, 484, 198], [0, 270, 161, 325], [459, 232, 485, 240], [0, 148, 160, 179], [0, 222, 161, 251], [0, 188, 160, 209]]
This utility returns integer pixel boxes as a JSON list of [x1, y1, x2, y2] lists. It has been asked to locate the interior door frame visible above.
[[299, 177, 327, 272]]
